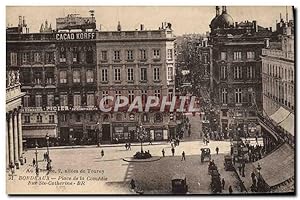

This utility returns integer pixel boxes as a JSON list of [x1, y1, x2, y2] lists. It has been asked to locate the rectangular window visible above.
[[35, 95, 42, 107], [221, 66, 227, 79], [127, 50, 134, 60], [154, 90, 161, 99], [73, 70, 81, 83], [140, 49, 147, 60], [59, 71, 67, 83], [10, 52, 18, 66], [73, 51, 80, 63], [233, 51, 242, 61], [114, 68, 121, 81], [153, 49, 160, 59], [115, 91, 122, 99], [247, 66, 255, 79], [167, 49, 173, 60], [128, 90, 134, 104], [47, 94, 54, 106], [60, 95, 68, 106], [73, 95, 81, 106], [203, 53, 208, 64], [140, 68, 147, 81], [222, 88, 228, 104], [24, 115, 30, 123], [168, 89, 173, 101], [101, 51, 108, 61], [221, 52, 227, 60], [114, 50, 120, 60], [234, 66, 242, 79], [102, 91, 109, 105], [23, 96, 30, 107], [49, 115, 55, 123], [22, 52, 30, 64], [127, 68, 134, 81], [45, 52, 54, 64], [235, 88, 242, 104], [76, 114, 81, 122], [34, 72, 42, 85], [141, 90, 147, 103], [246, 51, 255, 60], [86, 51, 93, 64], [33, 52, 41, 63], [36, 115, 43, 123], [153, 67, 160, 81], [101, 68, 108, 82], [86, 70, 94, 83], [87, 94, 95, 106], [60, 114, 67, 122], [167, 66, 174, 80], [59, 50, 66, 63]]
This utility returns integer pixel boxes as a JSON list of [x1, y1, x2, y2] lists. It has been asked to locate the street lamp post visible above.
[[138, 125, 145, 153], [35, 141, 39, 176], [256, 163, 262, 192], [45, 133, 51, 171], [96, 122, 100, 147]]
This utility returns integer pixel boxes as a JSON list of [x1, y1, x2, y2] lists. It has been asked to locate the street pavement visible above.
[[7, 140, 243, 194], [186, 113, 202, 140]]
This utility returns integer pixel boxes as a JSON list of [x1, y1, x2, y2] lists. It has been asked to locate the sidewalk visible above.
[[26, 141, 170, 151], [233, 162, 256, 193]]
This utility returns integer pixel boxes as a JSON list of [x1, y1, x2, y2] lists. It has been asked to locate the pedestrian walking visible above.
[[125, 143, 128, 150], [130, 179, 136, 189], [222, 178, 225, 190], [216, 147, 219, 155], [162, 149, 165, 157], [171, 147, 175, 156], [128, 143, 131, 150], [228, 185, 233, 194], [32, 158, 36, 167], [181, 151, 186, 161], [149, 138, 152, 145], [101, 149, 104, 157]]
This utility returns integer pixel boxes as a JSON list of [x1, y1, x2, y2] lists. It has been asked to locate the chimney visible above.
[[117, 21, 121, 31], [22, 16, 26, 26], [222, 6, 227, 13], [140, 24, 144, 31], [18, 16, 22, 26], [216, 6, 220, 16], [253, 20, 257, 32]]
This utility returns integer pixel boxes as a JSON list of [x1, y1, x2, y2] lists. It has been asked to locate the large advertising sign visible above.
[[56, 14, 96, 30]]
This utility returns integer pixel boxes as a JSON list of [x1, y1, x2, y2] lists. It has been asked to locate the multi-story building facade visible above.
[[260, 19, 294, 151], [6, 17, 58, 148], [55, 31, 98, 145], [209, 6, 272, 138], [96, 23, 176, 143]]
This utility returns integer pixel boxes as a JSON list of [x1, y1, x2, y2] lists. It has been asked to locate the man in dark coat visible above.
[[171, 147, 175, 156]]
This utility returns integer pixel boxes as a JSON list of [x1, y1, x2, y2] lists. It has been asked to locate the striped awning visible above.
[[279, 113, 294, 136]]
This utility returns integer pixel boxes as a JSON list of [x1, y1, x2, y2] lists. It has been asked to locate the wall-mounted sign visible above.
[[55, 32, 95, 41]]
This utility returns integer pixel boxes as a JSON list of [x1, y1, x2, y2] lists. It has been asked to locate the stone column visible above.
[[18, 110, 23, 164], [13, 110, 19, 168], [8, 112, 14, 167], [6, 114, 9, 169]]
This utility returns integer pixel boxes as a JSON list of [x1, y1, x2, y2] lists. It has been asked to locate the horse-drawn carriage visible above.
[[200, 148, 211, 163]]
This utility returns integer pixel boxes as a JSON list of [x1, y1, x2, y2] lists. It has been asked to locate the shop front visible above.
[[22, 125, 57, 148], [112, 122, 137, 143]]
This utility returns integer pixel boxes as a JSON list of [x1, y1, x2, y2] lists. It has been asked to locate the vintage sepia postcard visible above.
[[6, 6, 295, 195]]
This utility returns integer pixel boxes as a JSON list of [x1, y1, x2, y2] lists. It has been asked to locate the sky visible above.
[[6, 6, 294, 36]]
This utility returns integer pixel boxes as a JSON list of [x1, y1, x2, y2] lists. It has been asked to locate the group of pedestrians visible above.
[[125, 143, 132, 150]]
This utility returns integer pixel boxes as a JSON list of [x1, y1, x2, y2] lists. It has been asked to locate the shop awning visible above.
[[253, 143, 294, 187], [23, 128, 57, 138], [279, 113, 294, 136], [270, 107, 290, 123]]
